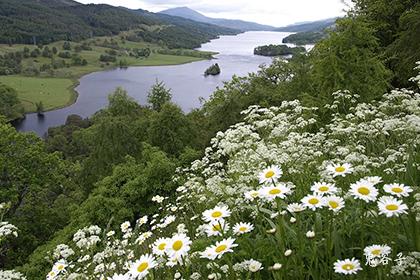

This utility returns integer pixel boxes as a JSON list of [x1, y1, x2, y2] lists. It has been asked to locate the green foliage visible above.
[[254, 44, 306, 56], [204, 63, 221, 76], [147, 80, 172, 111], [310, 17, 391, 102], [0, 123, 79, 268], [0, 83, 24, 120]]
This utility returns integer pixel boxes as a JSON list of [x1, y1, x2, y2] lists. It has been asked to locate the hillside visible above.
[[276, 17, 337, 32], [0, 0, 238, 46], [160, 7, 275, 31]]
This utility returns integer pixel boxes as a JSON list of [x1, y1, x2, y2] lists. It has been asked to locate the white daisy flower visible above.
[[364, 176, 382, 185], [200, 238, 238, 260], [152, 237, 170, 256], [333, 258, 362, 275], [52, 259, 67, 274], [286, 203, 306, 213], [130, 254, 157, 279], [120, 221, 131, 233], [349, 180, 378, 202], [323, 196, 345, 212], [205, 220, 230, 237], [383, 183, 413, 198], [108, 274, 129, 280], [244, 190, 260, 201], [233, 222, 254, 235], [377, 196, 409, 217], [311, 182, 337, 196], [301, 194, 324, 210], [166, 233, 192, 259], [326, 163, 353, 177], [247, 260, 263, 272], [259, 165, 282, 184], [306, 231, 315, 238], [258, 184, 291, 201], [202, 205, 231, 222], [363, 244, 391, 259]]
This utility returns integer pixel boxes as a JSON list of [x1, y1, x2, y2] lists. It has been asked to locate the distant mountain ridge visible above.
[[160, 7, 275, 31], [276, 17, 337, 32]]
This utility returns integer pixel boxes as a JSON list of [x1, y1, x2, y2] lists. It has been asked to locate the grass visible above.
[[0, 33, 211, 113], [0, 76, 75, 112]]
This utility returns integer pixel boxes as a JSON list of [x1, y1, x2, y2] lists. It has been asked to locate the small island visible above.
[[204, 63, 221, 76], [254, 44, 306, 57]]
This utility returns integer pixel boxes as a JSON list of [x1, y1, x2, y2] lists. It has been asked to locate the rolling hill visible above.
[[275, 17, 337, 32], [0, 0, 239, 48], [160, 7, 275, 31]]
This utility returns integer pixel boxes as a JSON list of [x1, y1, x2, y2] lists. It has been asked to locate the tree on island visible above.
[[204, 63, 221, 76], [254, 44, 305, 56], [147, 79, 172, 111]]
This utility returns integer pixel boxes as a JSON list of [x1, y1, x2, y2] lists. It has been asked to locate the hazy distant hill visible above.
[[0, 0, 238, 46], [160, 7, 275, 31], [276, 18, 337, 32]]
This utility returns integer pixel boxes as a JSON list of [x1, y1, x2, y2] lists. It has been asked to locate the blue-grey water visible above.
[[14, 31, 296, 136]]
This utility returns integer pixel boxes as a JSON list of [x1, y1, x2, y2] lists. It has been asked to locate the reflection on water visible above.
[[15, 32, 294, 136]]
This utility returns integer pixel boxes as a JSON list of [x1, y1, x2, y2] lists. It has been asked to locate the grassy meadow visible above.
[[0, 35, 210, 114]]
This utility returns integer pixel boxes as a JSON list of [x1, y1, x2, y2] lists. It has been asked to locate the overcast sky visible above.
[[77, 0, 349, 27]]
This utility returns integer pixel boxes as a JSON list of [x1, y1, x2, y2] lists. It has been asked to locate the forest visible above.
[[0, 0, 420, 279]]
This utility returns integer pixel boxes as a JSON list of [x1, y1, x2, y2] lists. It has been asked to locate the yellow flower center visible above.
[[239, 226, 247, 232], [215, 244, 227, 253], [269, 188, 281, 195], [319, 186, 329, 192], [342, 264, 355, 271], [137, 262, 149, 273], [391, 187, 403, 193], [172, 240, 183, 251], [335, 166, 345, 173], [309, 198, 319, 205], [386, 204, 398, 211], [329, 201, 339, 209], [213, 224, 222, 231], [251, 192, 259, 197], [211, 211, 222, 218], [158, 243, 166, 250], [57, 264, 64, 271], [265, 170, 275, 178], [358, 187, 370, 195], [371, 249, 381, 255]]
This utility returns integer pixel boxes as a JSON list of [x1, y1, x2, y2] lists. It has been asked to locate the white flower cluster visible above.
[[390, 252, 420, 277], [0, 270, 27, 280], [73, 225, 101, 249], [0, 222, 18, 239]]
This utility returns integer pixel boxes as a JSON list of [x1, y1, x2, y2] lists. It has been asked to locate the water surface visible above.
[[15, 32, 294, 136]]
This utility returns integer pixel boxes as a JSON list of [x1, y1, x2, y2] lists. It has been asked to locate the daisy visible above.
[[326, 163, 353, 177], [152, 237, 170, 256], [130, 254, 157, 279], [200, 238, 238, 260], [311, 182, 338, 196], [323, 196, 345, 212], [377, 196, 408, 217], [349, 180, 378, 202], [233, 222, 254, 235], [364, 176, 382, 185], [202, 205, 231, 222], [286, 203, 306, 213], [244, 190, 260, 201], [333, 258, 362, 275], [52, 260, 67, 273], [205, 220, 230, 237], [259, 165, 282, 184], [363, 244, 391, 259], [166, 233, 192, 259], [258, 184, 291, 201], [301, 194, 324, 210], [383, 183, 413, 198]]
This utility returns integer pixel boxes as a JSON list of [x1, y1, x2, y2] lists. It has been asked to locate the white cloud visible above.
[[77, 0, 348, 26]]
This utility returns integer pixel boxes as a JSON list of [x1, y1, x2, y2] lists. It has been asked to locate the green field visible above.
[[0, 34, 210, 113], [0, 76, 75, 112]]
